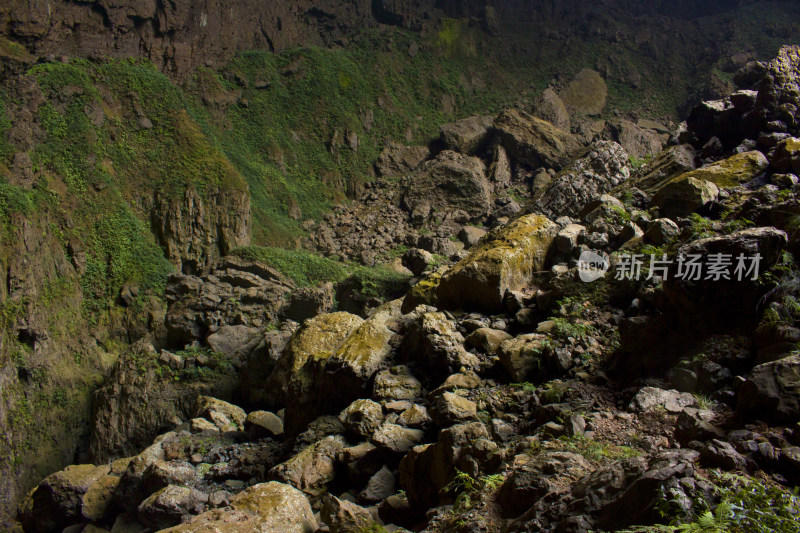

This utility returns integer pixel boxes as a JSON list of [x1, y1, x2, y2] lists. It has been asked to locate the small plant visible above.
[[548, 436, 642, 462], [687, 214, 714, 240], [630, 155, 654, 170], [692, 393, 715, 410], [650, 470, 800, 533], [550, 317, 597, 341], [674, 502, 733, 532], [443, 469, 506, 511]]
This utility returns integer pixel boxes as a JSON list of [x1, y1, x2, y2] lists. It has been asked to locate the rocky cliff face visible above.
[[1, 0, 753, 77], [148, 187, 250, 274]]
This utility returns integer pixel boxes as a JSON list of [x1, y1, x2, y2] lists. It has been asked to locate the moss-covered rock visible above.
[[263, 312, 364, 406], [160, 481, 317, 533], [436, 214, 557, 313], [560, 69, 608, 115], [283, 302, 400, 434], [270, 436, 346, 496], [671, 151, 768, 189], [498, 334, 549, 382], [195, 396, 246, 432], [738, 353, 800, 424], [402, 150, 493, 222], [401, 270, 443, 314], [18, 464, 112, 533], [770, 137, 800, 174]]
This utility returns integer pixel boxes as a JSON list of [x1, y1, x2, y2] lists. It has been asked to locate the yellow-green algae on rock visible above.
[[263, 312, 364, 404], [436, 214, 556, 312], [160, 481, 317, 533], [668, 151, 768, 189], [283, 301, 401, 433], [402, 269, 444, 313]]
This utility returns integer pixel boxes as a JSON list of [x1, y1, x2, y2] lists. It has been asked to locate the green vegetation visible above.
[[231, 245, 410, 300], [215, 32, 532, 243], [549, 317, 597, 341], [0, 92, 13, 161], [537, 435, 642, 462], [443, 469, 505, 512], [687, 214, 714, 240], [630, 155, 654, 170], [81, 209, 173, 315], [654, 471, 800, 533]]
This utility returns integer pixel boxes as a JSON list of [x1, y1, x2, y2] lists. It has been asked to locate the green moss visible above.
[[0, 37, 33, 62], [0, 177, 34, 225], [232, 246, 350, 287], [673, 152, 768, 189], [0, 92, 13, 161], [231, 246, 409, 302], [547, 436, 642, 462]]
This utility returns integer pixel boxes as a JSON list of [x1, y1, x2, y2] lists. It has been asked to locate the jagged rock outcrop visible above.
[[89, 339, 240, 461], [164, 255, 294, 347], [532, 140, 631, 218], [149, 187, 251, 275]]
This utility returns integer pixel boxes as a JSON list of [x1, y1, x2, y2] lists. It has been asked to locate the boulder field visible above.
[[13, 45, 800, 533]]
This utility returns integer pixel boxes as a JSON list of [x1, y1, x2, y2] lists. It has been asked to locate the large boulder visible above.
[[651, 177, 719, 219], [159, 482, 317, 533], [283, 302, 400, 433], [137, 485, 203, 530], [206, 325, 262, 364], [663, 227, 788, 327], [494, 109, 583, 170], [532, 141, 631, 219], [436, 214, 557, 312], [498, 333, 570, 382], [263, 312, 364, 406], [439, 115, 494, 154], [399, 422, 492, 510], [601, 119, 664, 159], [670, 151, 769, 189], [738, 354, 800, 423], [757, 45, 800, 118], [282, 283, 336, 322], [403, 312, 480, 378], [560, 69, 607, 115], [402, 150, 493, 222], [373, 365, 423, 402], [339, 399, 384, 439], [533, 88, 570, 132], [320, 494, 376, 533], [270, 436, 346, 496], [18, 464, 119, 533], [771, 137, 800, 174]]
